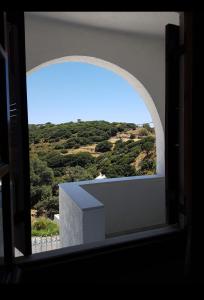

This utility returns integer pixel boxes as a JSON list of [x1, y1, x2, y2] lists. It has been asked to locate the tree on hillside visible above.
[[109, 127, 118, 137], [142, 141, 154, 157], [34, 196, 59, 219], [95, 140, 112, 152], [102, 162, 136, 178], [140, 158, 156, 173], [138, 128, 149, 137], [143, 123, 151, 130], [30, 154, 54, 207], [44, 151, 64, 168], [140, 136, 155, 157], [65, 166, 94, 182], [63, 152, 95, 168], [113, 140, 125, 153], [30, 184, 52, 208], [143, 123, 155, 134], [30, 154, 54, 186]]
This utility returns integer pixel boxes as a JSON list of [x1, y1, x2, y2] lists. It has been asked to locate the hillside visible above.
[[29, 121, 156, 217]]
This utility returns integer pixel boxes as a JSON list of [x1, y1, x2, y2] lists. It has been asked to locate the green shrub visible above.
[[138, 128, 149, 137], [32, 217, 59, 236], [141, 141, 154, 156], [54, 144, 64, 150], [65, 166, 94, 182], [61, 149, 67, 154], [140, 159, 156, 172], [95, 140, 112, 152], [62, 152, 95, 168], [34, 196, 59, 219]]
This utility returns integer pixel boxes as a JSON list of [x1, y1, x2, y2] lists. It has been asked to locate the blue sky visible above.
[[26, 62, 152, 125]]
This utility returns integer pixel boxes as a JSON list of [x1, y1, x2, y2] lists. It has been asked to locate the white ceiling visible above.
[[27, 12, 179, 36]]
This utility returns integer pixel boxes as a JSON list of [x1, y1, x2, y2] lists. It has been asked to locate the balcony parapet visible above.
[[59, 175, 165, 248], [59, 182, 105, 248]]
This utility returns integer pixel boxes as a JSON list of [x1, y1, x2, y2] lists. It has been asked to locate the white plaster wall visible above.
[[58, 176, 165, 242], [24, 14, 167, 174], [24, 14, 165, 128], [59, 183, 105, 248], [81, 176, 166, 236], [59, 186, 83, 247]]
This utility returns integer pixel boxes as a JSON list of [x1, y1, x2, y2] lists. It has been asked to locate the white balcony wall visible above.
[[81, 176, 166, 236], [59, 183, 105, 248], [59, 176, 165, 246]]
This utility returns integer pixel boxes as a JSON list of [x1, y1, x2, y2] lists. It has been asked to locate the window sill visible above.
[[14, 223, 183, 266]]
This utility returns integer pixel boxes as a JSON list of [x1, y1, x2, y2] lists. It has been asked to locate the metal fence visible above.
[[14, 235, 61, 257], [32, 235, 61, 253]]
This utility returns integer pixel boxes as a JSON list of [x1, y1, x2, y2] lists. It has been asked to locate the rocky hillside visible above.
[[29, 121, 156, 216]]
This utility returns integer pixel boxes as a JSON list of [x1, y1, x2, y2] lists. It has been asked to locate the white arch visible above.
[[27, 56, 165, 176]]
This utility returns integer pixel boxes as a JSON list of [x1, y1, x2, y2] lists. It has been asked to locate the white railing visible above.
[[32, 235, 61, 253], [15, 235, 61, 256]]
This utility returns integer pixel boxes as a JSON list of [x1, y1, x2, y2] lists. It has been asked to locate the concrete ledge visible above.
[[59, 183, 105, 248], [59, 182, 104, 211], [78, 174, 164, 185]]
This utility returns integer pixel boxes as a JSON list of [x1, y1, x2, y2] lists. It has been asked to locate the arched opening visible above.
[[27, 56, 166, 248], [27, 55, 164, 176]]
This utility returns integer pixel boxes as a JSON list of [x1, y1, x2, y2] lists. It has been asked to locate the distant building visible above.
[[95, 172, 106, 179], [54, 214, 60, 225]]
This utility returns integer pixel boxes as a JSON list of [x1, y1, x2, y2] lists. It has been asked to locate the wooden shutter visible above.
[[165, 24, 181, 224], [0, 11, 14, 263], [0, 11, 31, 257]]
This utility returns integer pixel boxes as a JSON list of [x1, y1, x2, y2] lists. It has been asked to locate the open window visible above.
[[0, 11, 193, 284]]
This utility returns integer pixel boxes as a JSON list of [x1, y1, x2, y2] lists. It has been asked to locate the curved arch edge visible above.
[[27, 55, 165, 176]]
